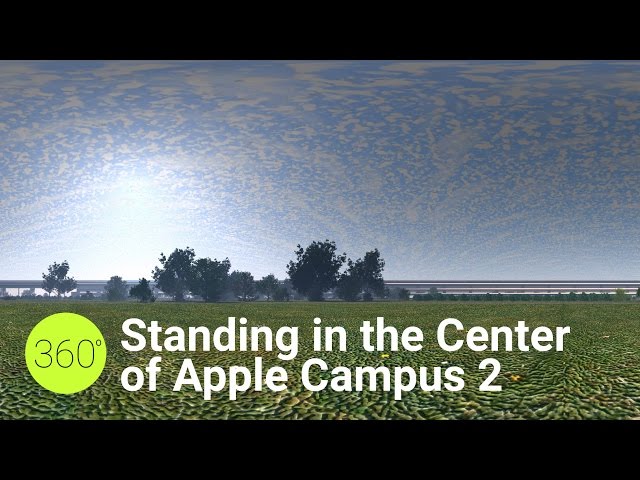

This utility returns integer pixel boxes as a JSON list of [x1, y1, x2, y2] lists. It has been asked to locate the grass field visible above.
[[1, 301, 639, 419]]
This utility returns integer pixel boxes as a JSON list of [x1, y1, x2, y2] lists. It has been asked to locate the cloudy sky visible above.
[[1, 61, 639, 280]]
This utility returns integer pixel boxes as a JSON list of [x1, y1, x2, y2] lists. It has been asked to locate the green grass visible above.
[[1, 301, 639, 419]]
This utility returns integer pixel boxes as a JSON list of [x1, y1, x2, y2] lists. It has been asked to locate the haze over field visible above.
[[1, 61, 639, 280]]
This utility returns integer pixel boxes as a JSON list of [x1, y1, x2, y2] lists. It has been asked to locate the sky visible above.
[[1, 60, 639, 281]]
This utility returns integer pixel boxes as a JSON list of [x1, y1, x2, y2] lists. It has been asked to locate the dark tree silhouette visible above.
[[357, 249, 385, 300], [256, 274, 279, 300], [336, 261, 362, 301], [191, 258, 231, 302], [41, 273, 57, 297], [130, 278, 155, 303], [230, 270, 256, 301], [104, 276, 128, 301], [152, 247, 196, 301], [286, 240, 346, 301], [41, 260, 77, 298], [335, 249, 385, 302], [57, 277, 77, 297], [272, 286, 290, 301], [398, 288, 410, 300]]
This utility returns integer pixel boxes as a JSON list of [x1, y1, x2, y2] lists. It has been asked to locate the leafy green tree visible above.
[[41, 274, 57, 297], [105, 276, 128, 301], [337, 250, 386, 301], [637, 287, 640, 297], [191, 258, 231, 302], [336, 264, 362, 301], [273, 286, 290, 301], [152, 247, 196, 301], [256, 274, 279, 300], [130, 278, 155, 303], [230, 271, 256, 301], [358, 249, 385, 300], [41, 260, 77, 298], [286, 240, 346, 301], [58, 278, 77, 297], [398, 288, 410, 301], [614, 288, 628, 301]]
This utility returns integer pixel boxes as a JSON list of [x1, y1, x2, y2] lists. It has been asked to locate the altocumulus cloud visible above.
[[0, 60, 639, 280]]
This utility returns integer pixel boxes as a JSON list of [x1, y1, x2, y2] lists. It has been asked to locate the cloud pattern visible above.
[[1, 60, 638, 280]]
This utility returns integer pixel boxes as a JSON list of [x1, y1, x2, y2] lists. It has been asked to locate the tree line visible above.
[[33, 241, 640, 303], [147, 246, 292, 303], [37, 240, 387, 303]]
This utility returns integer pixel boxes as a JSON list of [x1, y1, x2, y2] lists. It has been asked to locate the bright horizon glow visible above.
[[1, 60, 639, 280]]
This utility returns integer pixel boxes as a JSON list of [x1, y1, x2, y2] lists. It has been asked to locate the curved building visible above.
[[384, 280, 640, 295]]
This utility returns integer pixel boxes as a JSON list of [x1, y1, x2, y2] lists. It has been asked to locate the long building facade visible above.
[[1, 279, 639, 296], [385, 280, 640, 295]]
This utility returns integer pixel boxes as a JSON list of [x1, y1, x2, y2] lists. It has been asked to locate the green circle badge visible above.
[[25, 312, 107, 394]]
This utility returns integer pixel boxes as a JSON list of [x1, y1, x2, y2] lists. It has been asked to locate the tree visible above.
[[41, 260, 77, 298], [273, 286, 290, 301], [636, 287, 640, 298], [80, 290, 95, 300], [281, 278, 302, 300], [58, 277, 78, 297], [130, 278, 155, 303], [336, 264, 362, 301], [256, 274, 279, 300], [41, 271, 57, 297], [286, 240, 346, 301], [152, 247, 196, 301], [356, 249, 385, 300], [105, 276, 128, 301], [335, 249, 385, 302], [398, 288, 410, 300], [614, 288, 628, 302], [191, 258, 231, 302], [230, 270, 256, 301]]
